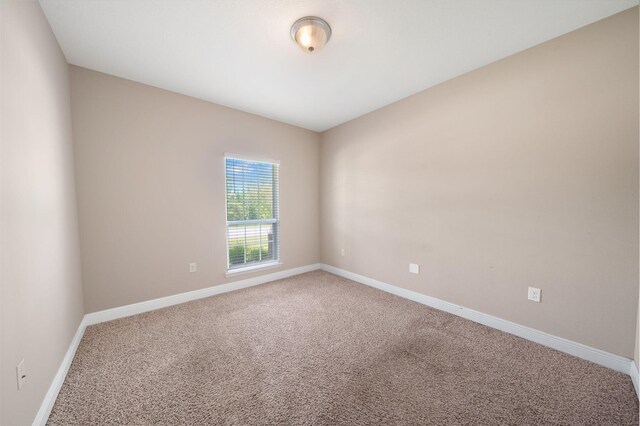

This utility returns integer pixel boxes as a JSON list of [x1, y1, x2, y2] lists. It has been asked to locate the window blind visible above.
[[225, 156, 279, 270]]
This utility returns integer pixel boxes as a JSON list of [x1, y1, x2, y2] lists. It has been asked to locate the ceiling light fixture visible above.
[[290, 16, 331, 53]]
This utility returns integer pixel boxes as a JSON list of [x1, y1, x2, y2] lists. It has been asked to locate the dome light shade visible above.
[[291, 16, 331, 53]]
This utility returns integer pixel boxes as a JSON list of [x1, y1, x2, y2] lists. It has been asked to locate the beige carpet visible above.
[[48, 270, 638, 425]]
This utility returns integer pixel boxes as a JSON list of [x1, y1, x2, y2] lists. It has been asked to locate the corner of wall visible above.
[[1, 2, 86, 424]]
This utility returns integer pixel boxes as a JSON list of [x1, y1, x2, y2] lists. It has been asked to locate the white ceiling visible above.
[[40, 0, 638, 132]]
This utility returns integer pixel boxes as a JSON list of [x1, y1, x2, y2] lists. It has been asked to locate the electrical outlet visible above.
[[340, 248, 345, 256], [16, 359, 26, 390], [409, 263, 420, 274], [189, 262, 197, 273], [528, 287, 541, 303]]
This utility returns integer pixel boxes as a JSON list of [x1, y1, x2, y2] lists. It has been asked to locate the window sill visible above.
[[225, 262, 282, 277]]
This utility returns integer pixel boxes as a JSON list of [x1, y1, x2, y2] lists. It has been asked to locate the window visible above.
[[225, 155, 280, 272]]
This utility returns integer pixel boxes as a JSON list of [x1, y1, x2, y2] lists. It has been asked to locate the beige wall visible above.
[[320, 8, 639, 358], [70, 66, 320, 313], [635, 310, 638, 367], [1, 1, 85, 424], [636, 6, 640, 377]]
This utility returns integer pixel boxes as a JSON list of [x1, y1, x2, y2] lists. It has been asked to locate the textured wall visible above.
[[1, 1, 85, 424], [70, 66, 320, 313], [635, 5, 640, 379], [320, 8, 639, 357], [635, 309, 638, 368]]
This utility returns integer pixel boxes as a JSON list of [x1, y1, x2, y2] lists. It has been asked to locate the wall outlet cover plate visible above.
[[528, 286, 541, 303]]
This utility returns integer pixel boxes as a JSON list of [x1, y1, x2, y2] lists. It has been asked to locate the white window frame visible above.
[[224, 154, 281, 276]]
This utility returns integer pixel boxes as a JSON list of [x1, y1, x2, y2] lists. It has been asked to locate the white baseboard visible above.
[[32, 319, 87, 426], [84, 263, 321, 325], [321, 264, 635, 378], [630, 361, 639, 397]]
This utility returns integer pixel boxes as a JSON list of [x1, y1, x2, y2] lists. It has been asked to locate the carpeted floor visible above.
[[48, 270, 638, 425]]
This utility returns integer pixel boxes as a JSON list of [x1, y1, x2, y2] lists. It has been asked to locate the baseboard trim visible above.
[[32, 319, 87, 426], [84, 263, 322, 326], [320, 264, 635, 377], [630, 361, 639, 397]]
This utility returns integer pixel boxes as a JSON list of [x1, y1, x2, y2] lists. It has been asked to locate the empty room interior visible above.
[[2, 0, 640, 424]]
